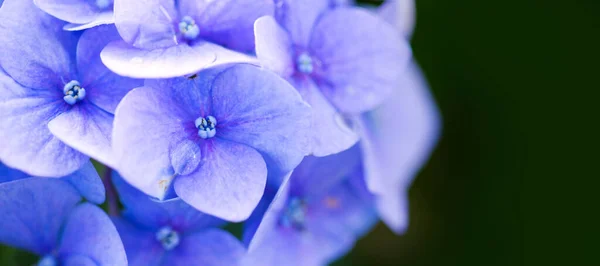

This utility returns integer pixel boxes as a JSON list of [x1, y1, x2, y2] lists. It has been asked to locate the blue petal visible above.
[[274, 0, 332, 46], [113, 0, 178, 49], [379, 0, 416, 38], [254, 15, 295, 78], [58, 203, 128, 266], [164, 229, 245, 266], [62, 161, 105, 205], [62, 254, 97, 266], [111, 217, 164, 266], [0, 162, 28, 183], [0, 178, 81, 254], [34, 0, 113, 25]]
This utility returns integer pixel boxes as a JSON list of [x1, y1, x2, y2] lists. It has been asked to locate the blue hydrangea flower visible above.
[[112, 64, 311, 221], [0, 161, 106, 204], [254, 0, 412, 156], [100, 0, 274, 78], [242, 147, 378, 266], [0, 0, 142, 177], [0, 178, 127, 266], [34, 0, 115, 31], [111, 173, 245, 266]]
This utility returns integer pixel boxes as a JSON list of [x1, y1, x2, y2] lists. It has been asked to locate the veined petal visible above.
[[34, 0, 112, 24], [310, 7, 411, 113], [112, 218, 164, 266], [274, 0, 331, 46], [62, 254, 97, 266], [58, 203, 128, 266], [0, 178, 81, 254], [165, 229, 245, 266], [254, 16, 295, 77], [114, 0, 178, 49], [174, 139, 267, 222]]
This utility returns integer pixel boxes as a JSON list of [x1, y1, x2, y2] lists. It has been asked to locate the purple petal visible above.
[[0, 0, 78, 89], [112, 86, 192, 199], [114, 0, 178, 49], [0, 162, 28, 183], [254, 15, 295, 77], [212, 64, 311, 174], [174, 139, 267, 222], [0, 178, 81, 254], [112, 218, 164, 266], [293, 78, 358, 156], [62, 161, 106, 205], [77, 25, 142, 113], [191, 0, 274, 52], [62, 254, 97, 266], [63, 12, 115, 31], [58, 203, 128, 266], [310, 7, 411, 113], [379, 0, 416, 38], [34, 0, 112, 24], [165, 229, 245, 266], [358, 62, 441, 233], [48, 104, 116, 168], [274, 0, 331, 46], [113, 173, 224, 231], [0, 72, 88, 177]]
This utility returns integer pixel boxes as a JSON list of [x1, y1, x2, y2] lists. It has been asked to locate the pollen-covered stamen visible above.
[[279, 197, 307, 231], [95, 0, 113, 9], [63, 80, 86, 105], [296, 53, 314, 74], [156, 226, 180, 250], [37, 255, 57, 266], [195, 115, 217, 139], [178, 16, 200, 40]]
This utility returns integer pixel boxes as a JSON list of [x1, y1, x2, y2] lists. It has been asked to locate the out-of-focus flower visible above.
[[243, 146, 378, 266], [112, 64, 311, 222], [111, 174, 245, 266], [0, 178, 127, 266], [100, 0, 274, 78], [0, 1, 142, 177], [34, 0, 115, 31], [0, 161, 106, 204], [254, 0, 412, 156]]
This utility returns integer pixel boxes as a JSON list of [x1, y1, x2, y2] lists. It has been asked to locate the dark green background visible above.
[[3, 0, 598, 265]]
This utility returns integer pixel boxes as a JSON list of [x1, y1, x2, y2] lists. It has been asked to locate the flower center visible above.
[[37, 255, 57, 266], [156, 226, 180, 250], [195, 115, 217, 139], [63, 80, 86, 105], [178, 16, 200, 40], [279, 197, 307, 231], [95, 0, 113, 9], [296, 53, 314, 74]]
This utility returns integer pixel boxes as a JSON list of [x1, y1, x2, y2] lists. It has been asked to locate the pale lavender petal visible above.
[[379, 0, 416, 38], [0, 178, 81, 254], [63, 12, 115, 31], [58, 203, 128, 266], [165, 229, 245, 266], [212, 64, 311, 174], [274, 0, 331, 46], [34, 0, 112, 24], [254, 16, 295, 77], [174, 139, 267, 222], [114, 0, 178, 49], [0, 0, 78, 89], [112, 218, 164, 266], [310, 7, 411, 113], [0, 72, 88, 177]]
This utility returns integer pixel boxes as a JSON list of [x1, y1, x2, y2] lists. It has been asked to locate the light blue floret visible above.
[[195, 115, 217, 139], [279, 197, 307, 230], [178, 16, 200, 40], [296, 53, 314, 74], [37, 255, 57, 266], [63, 80, 86, 105], [156, 226, 180, 250]]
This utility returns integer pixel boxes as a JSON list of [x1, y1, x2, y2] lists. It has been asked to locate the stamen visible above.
[[195, 115, 217, 139], [178, 16, 200, 40], [296, 53, 314, 74], [156, 226, 180, 250], [63, 80, 86, 105], [37, 255, 57, 266], [279, 197, 307, 231]]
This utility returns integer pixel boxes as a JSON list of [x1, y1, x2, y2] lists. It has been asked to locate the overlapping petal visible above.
[[34, 0, 113, 26], [164, 229, 246, 266], [274, 0, 331, 46], [114, 0, 178, 49], [254, 16, 295, 77]]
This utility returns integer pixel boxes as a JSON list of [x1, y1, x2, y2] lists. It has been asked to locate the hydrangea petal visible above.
[[310, 7, 411, 113], [34, 0, 110, 24], [254, 16, 295, 77], [165, 229, 245, 266], [0, 162, 28, 183], [191, 0, 274, 52], [62, 161, 105, 205], [174, 139, 267, 222], [0, 72, 88, 177], [379, 0, 416, 38], [211, 65, 311, 174], [293, 78, 358, 156], [62, 254, 97, 266], [58, 203, 128, 266], [77, 25, 142, 113], [48, 104, 116, 168], [274, 0, 331, 46], [0, 178, 81, 254], [112, 218, 164, 266], [114, 0, 178, 49], [0, 0, 78, 89]]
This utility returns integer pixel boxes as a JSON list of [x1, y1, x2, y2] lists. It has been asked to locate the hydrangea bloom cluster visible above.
[[0, 0, 440, 265]]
